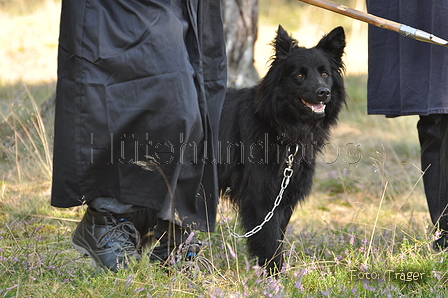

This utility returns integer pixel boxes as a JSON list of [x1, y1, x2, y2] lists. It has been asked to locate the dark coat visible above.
[[367, 0, 448, 116], [51, 0, 227, 231]]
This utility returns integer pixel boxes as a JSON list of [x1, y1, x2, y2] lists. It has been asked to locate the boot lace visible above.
[[96, 219, 141, 256]]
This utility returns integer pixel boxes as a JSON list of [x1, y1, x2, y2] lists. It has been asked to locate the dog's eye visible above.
[[296, 74, 304, 79], [322, 72, 329, 78]]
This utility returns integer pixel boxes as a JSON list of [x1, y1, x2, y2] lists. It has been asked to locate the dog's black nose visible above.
[[316, 87, 331, 99]]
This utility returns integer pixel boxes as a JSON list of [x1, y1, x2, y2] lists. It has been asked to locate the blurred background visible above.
[[0, 0, 367, 84]]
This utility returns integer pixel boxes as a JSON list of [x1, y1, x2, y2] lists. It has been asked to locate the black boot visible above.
[[148, 219, 201, 264], [71, 207, 141, 271]]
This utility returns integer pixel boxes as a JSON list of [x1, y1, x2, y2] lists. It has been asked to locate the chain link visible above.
[[227, 144, 299, 238]]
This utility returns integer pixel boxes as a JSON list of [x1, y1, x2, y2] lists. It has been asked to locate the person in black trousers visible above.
[[51, 0, 227, 271], [366, 0, 448, 251]]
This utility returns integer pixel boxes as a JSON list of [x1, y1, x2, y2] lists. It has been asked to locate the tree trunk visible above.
[[222, 0, 259, 88]]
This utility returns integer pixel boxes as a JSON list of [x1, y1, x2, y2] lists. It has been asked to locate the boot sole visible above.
[[71, 234, 101, 268]]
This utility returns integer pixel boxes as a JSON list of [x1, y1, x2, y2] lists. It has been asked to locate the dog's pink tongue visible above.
[[305, 101, 326, 114]]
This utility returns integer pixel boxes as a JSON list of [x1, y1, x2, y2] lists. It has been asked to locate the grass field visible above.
[[0, 0, 447, 297]]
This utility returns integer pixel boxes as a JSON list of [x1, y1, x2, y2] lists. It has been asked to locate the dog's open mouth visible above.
[[301, 99, 326, 114]]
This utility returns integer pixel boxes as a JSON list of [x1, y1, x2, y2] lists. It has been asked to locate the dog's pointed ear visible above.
[[316, 26, 346, 61], [273, 25, 298, 60]]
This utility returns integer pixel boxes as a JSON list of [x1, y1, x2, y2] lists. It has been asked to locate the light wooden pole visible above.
[[298, 0, 448, 47]]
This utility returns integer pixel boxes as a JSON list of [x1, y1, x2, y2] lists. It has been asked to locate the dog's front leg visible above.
[[241, 201, 293, 274]]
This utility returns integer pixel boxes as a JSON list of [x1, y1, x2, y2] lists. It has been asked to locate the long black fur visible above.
[[131, 25, 346, 272], [218, 25, 346, 272]]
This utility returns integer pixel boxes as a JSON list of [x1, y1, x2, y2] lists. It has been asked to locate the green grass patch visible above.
[[1, 70, 446, 298]]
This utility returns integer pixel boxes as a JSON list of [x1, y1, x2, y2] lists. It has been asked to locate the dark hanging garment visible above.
[[366, 0, 448, 117], [51, 0, 227, 232]]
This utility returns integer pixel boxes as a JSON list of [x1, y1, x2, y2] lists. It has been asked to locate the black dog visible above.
[[132, 25, 346, 272], [218, 25, 346, 272]]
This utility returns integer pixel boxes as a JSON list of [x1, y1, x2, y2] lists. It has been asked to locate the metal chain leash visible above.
[[227, 144, 299, 238]]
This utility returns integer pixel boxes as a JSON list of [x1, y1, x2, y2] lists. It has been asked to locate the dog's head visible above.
[[257, 25, 346, 128]]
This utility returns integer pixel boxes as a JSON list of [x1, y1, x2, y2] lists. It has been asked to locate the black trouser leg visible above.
[[417, 115, 448, 231], [438, 115, 448, 231]]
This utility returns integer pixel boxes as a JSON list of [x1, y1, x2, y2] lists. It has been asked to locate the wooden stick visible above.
[[299, 0, 401, 32], [298, 0, 448, 47]]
